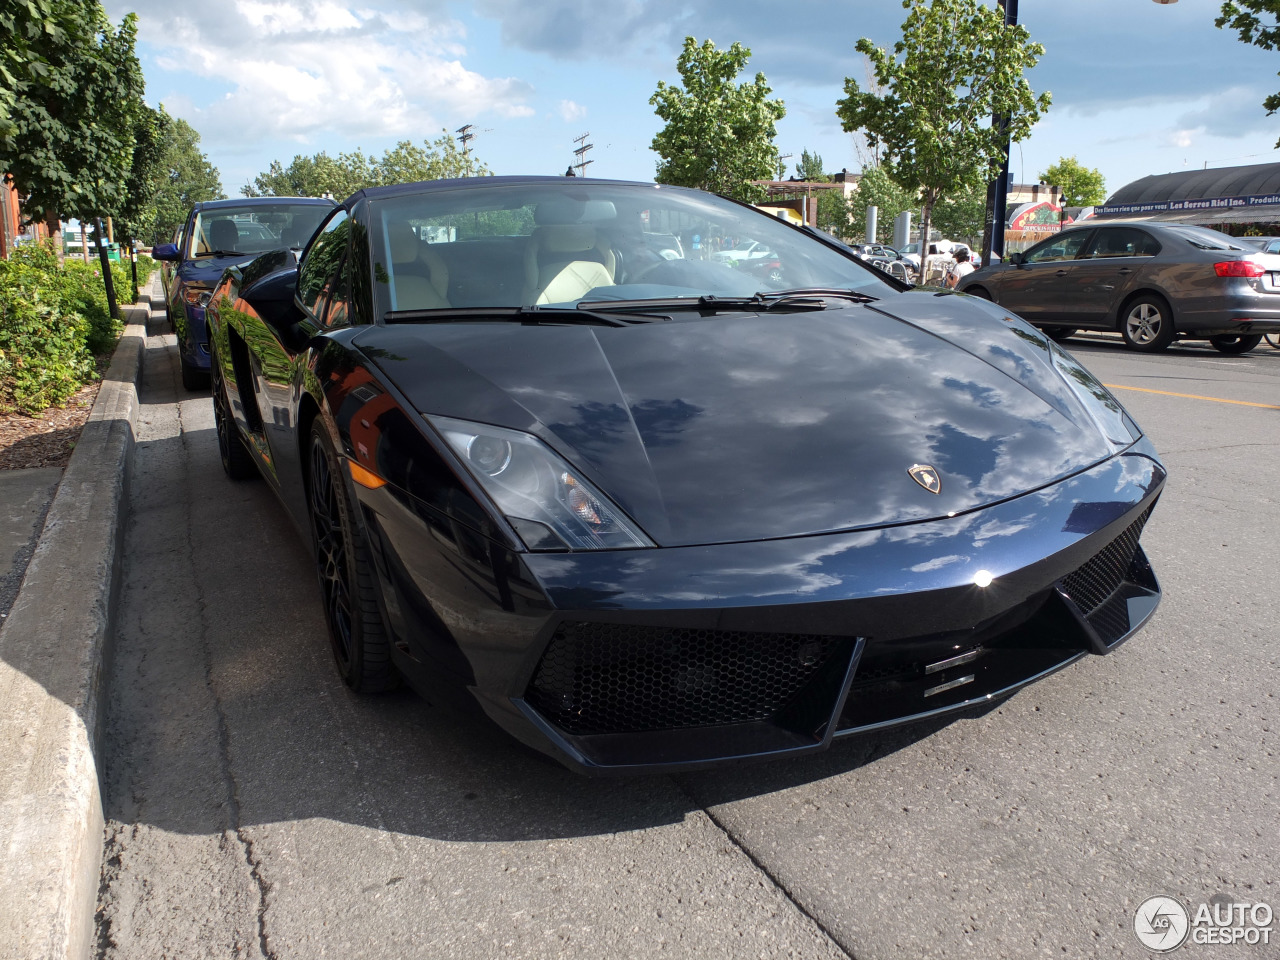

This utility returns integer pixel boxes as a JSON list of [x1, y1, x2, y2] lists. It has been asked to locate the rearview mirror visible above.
[[152, 243, 180, 261]]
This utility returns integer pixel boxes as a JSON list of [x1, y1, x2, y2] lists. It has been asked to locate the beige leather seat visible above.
[[388, 222, 450, 310], [523, 223, 615, 304]]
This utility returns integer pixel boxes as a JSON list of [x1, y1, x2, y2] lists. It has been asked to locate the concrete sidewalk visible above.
[[0, 284, 155, 960]]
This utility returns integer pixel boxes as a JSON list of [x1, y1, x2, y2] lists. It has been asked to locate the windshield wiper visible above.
[[582, 289, 877, 315], [766, 287, 880, 303], [198, 249, 248, 258], [383, 305, 668, 327]]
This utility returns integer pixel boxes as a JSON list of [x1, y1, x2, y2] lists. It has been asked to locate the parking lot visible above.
[[94, 316, 1279, 960]]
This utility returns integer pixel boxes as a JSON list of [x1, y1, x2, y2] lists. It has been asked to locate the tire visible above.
[[307, 420, 398, 693], [1043, 326, 1078, 343], [1265, 333, 1280, 350], [1119, 294, 1175, 352], [965, 286, 992, 301], [211, 361, 257, 480], [180, 351, 210, 392], [1208, 334, 1262, 355]]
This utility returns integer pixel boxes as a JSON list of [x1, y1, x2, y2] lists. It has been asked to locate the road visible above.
[[95, 313, 1280, 960]]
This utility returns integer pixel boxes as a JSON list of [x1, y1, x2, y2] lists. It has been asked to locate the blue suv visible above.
[[153, 197, 334, 390]]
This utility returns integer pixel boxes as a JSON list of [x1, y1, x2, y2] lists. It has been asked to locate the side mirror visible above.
[[152, 243, 180, 261], [1008, 251, 1025, 266]]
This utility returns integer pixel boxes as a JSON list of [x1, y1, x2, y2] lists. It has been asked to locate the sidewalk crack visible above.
[[673, 779, 859, 960]]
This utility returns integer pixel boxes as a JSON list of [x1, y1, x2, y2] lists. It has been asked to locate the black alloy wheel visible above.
[[211, 359, 256, 480], [1043, 326, 1078, 343], [1119, 294, 1176, 352], [1208, 334, 1262, 355], [307, 421, 398, 693]]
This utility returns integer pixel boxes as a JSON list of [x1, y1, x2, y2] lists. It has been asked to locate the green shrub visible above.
[[0, 242, 104, 413], [60, 260, 121, 355]]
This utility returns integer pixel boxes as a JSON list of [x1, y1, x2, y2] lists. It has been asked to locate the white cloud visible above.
[[558, 99, 587, 122], [109, 0, 534, 146]]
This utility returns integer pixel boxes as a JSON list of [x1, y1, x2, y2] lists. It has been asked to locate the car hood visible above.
[[177, 252, 260, 286], [356, 292, 1123, 547]]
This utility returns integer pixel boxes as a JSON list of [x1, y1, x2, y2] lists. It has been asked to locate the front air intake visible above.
[[525, 622, 843, 736]]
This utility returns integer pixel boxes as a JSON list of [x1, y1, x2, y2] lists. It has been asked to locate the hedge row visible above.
[[0, 242, 152, 414]]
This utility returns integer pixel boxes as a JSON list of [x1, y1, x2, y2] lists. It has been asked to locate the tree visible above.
[[795, 149, 828, 182], [1038, 156, 1106, 207], [1216, 1, 1280, 146], [0, 3, 146, 237], [117, 104, 169, 245], [849, 164, 917, 245], [836, 0, 1051, 278], [931, 179, 987, 243], [143, 115, 223, 245], [650, 37, 786, 203], [244, 132, 490, 199], [816, 189, 853, 239]]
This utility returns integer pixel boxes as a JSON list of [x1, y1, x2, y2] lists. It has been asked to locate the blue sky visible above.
[[100, 0, 1280, 201]]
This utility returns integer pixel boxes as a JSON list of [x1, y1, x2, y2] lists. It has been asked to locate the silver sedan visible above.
[[958, 222, 1280, 353]]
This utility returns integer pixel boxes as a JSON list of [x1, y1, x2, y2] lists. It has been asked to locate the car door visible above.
[[994, 230, 1095, 321], [1062, 227, 1161, 325], [261, 206, 353, 460]]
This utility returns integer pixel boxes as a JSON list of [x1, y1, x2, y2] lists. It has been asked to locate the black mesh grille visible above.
[[525, 622, 842, 735], [1059, 505, 1152, 616]]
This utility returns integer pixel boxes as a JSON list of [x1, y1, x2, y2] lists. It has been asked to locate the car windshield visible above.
[[366, 181, 893, 315], [188, 203, 330, 258]]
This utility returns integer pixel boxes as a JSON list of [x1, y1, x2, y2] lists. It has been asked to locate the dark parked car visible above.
[[205, 176, 1164, 774], [958, 222, 1280, 353], [153, 197, 334, 388]]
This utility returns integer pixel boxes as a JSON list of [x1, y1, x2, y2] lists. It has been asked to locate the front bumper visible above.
[[367, 439, 1165, 775]]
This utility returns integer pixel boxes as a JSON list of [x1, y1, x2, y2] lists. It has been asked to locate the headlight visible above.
[[183, 287, 212, 308], [430, 416, 654, 552], [1049, 342, 1142, 451]]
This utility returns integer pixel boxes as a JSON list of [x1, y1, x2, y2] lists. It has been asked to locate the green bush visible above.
[[0, 242, 109, 413], [61, 260, 121, 355]]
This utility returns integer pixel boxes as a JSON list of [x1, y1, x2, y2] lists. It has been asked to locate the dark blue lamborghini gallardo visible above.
[[203, 176, 1165, 774]]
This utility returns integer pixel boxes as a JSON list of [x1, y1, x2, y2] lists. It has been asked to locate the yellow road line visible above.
[[1103, 383, 1280, 410]]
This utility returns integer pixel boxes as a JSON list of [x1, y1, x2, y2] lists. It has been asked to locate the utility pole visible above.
[[456, 124, 475, 175], [573, 133, 594, 178], [980, 0, 1017, 267]]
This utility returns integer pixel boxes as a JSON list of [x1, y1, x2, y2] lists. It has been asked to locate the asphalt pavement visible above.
[[90, 325, 1280, 959]]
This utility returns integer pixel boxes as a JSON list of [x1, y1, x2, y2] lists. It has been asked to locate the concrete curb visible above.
[[0, 296, 151, 960]]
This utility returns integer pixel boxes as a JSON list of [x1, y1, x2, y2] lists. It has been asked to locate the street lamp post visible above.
[[981, 0, 1176, 266]]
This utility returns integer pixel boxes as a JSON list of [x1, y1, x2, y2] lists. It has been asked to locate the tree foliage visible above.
[[0, 3, 146, 226], [1216, 0, 1280, 146], [117, 104, 169, 244], [930, 179, 987, 244], [1038, 155, 1106, 207], [795, 148, 828, 182], [244, 132, 491, 199], [650, 37, 786, 203], [849, 164, 917, 245], [836, 0, 1051, 273], [143, 115, 224, 246]]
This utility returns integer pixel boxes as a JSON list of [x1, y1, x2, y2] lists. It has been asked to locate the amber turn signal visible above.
[[347, 459, 386, 489]]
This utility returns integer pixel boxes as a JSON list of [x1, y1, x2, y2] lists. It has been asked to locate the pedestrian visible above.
[[945, 247, 975, 288]]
